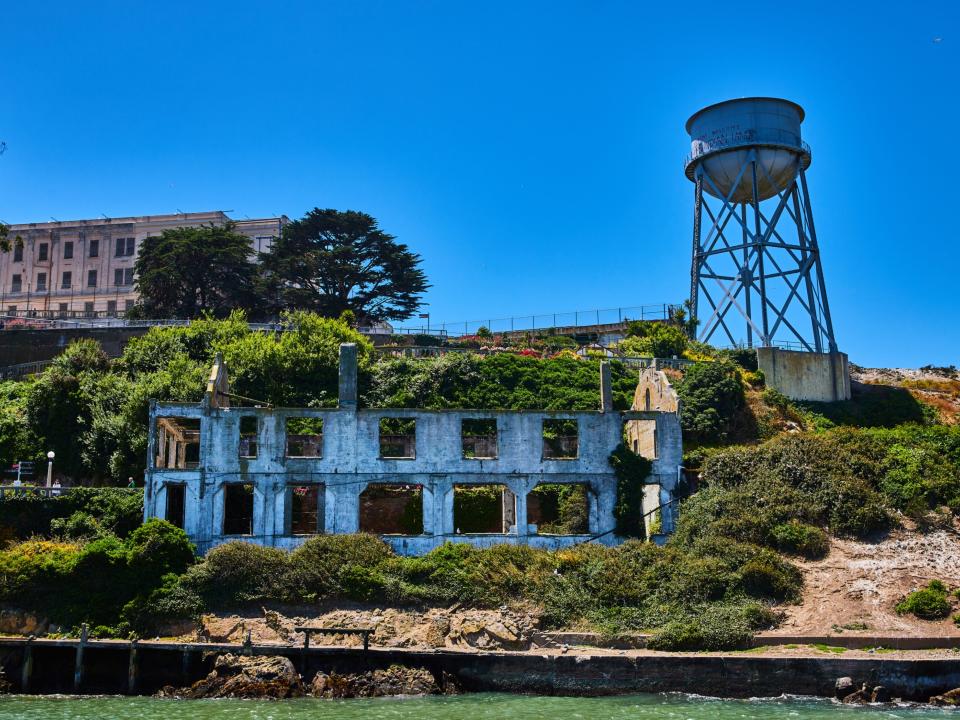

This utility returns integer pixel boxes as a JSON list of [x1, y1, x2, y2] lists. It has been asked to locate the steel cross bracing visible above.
[[688, 149, 837, 353]]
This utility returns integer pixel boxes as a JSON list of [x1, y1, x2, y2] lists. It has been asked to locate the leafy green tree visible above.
[[25, 340, 111, 479], [260, 208, 429, 322], [0, 381, 41, 468], [674, 361, 745, 444], [133, 223, 259, 319], [619, 321, 688, 358]]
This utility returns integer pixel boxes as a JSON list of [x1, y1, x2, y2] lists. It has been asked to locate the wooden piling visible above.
[[127, 640, 139, 695], [73, 623, 87, 692], [181, 647, 191, 684], [20, 636, 33, 692]]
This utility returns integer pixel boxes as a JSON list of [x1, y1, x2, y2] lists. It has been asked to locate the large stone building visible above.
[[144, 344, 683, 555], [0, 211, 286, 318]]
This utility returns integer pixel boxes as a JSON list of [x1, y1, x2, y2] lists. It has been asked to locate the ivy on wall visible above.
[[608, 443, 652, 537]]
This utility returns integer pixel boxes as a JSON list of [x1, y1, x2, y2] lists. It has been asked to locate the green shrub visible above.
[[770, 521, 829, 559], [181, 541, 288, 606], [646, 603, 771, 651], [738, 554, 803, 602], [284, 534, 392, 603], [0, 520, 193, 632], [895, 581, 952, 620]]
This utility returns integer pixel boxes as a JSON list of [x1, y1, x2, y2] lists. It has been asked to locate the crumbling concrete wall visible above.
[[144, 346, 683, 555], [625, 368, 683, 539], [757, 347, 851, 402]]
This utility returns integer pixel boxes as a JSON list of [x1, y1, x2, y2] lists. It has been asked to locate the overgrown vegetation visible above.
[[4, 314, 960, 649], [895, 580, 952, 620], [123, 533, 788, 649], [2, 313, 372, 482], [0, 488, 143, 544], [0, 519, 193, 634]]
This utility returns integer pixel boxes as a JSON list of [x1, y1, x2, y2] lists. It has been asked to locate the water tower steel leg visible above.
[[750, 157, 770, 345], [689, 174, 703, 329], [741, 203, 752, 348], [791, 185, 823, 353], [799, 169, 838, 352]]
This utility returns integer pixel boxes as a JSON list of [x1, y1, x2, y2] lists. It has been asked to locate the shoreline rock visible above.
[[157, 654, 304, 699], [310, 664, 458, 698]]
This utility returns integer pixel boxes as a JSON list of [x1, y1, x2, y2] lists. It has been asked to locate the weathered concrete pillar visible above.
[[600, 361, 613, 413], [338, 343, 358, 409], [502, 488, 517, 533]]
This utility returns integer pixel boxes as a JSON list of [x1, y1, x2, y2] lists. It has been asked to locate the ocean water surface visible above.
[[0, 693, 953, 719]]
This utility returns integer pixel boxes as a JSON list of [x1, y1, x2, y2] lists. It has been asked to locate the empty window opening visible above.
[[239, 416, 258, 458], [461, 418, 498, 459], [624, 419, 658, 460], [644, 388, 652, 411], [155, 417, 201, 469], [527, 484, 591, 535], [454, 484, 515, 534], [379, 417, 416, 459], [289, 484, 324, 535], [286, 417, 324, 457], [165, 484, 186, 529], [359, 484, 423, 534], [542, 419, 579, 460], [223, 483, 254, 535]]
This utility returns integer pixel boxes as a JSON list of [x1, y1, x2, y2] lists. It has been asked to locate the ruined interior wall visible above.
[[144, 348, 684, 555]]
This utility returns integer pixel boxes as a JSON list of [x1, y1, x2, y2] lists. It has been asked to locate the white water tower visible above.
[[685, 97, 849, 401]]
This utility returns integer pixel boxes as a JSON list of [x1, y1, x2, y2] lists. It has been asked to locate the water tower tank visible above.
[[684, 97, 811, 202]]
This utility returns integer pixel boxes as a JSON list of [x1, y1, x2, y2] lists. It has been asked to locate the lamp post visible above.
[[46, 450, 55, 488]]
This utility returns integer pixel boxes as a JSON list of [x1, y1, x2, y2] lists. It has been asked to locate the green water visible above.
[[0, 694, 952, 719]]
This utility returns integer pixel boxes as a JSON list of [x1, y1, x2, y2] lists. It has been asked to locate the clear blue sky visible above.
[[1, 1, 956, 368]]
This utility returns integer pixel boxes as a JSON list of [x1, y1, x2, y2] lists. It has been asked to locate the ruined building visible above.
[[144, 345, 682, 555]]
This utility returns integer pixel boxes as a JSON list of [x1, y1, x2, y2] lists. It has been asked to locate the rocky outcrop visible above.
[[0, 608, 53, 636], [930, 688, 960, 706], [310, 664, 454, 698], [838, 680, 893, 705], [196, 605, 540, 650], [157, 654, 305, 699]]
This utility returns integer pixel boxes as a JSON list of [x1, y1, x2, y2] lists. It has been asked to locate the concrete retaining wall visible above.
[[757, 347, 851, 402], [1, 639, 959, 699], [0, 327, 149, 366]]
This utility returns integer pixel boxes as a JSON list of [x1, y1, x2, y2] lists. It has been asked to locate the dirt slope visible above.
[[767, 528, 960, 637]]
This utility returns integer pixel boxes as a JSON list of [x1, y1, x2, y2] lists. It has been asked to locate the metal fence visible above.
[[395, 304, 677, 338]]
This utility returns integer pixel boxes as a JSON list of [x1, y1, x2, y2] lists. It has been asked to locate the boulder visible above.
[[158, 654, 305, 699], [834, 677, 854, 699], [930, 688, 960, 706], [870, 685, 891, 703], [310, 665, 446, 698], [841, 683, 870, 705]]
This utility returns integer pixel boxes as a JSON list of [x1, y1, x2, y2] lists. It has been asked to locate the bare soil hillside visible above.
[[852, 365, 960, 424], [766, 528, 960, 638]]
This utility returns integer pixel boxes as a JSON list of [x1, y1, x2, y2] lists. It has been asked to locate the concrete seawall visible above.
[[0, 327, 149, 366], [1, 638, 959, 700]]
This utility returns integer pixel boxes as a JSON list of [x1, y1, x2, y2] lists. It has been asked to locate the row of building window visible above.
[[8, 268, 134, 292], [8, 237, 135, 263], [7, 299, 136, 315], [165, 481, 593, 538]]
